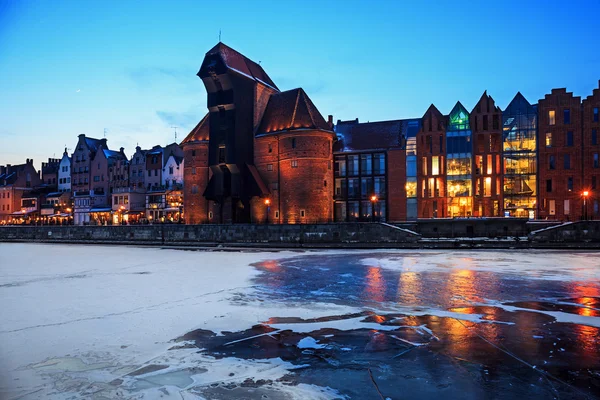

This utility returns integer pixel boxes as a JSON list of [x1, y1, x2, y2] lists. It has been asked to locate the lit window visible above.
[[486, 154, 492, 175], [545, 132, 552, 147], [484, 177, 492, 197], [422, 157, 428, 175], [431, 156, 439, 176], [549, 110, 555, 125], [291, 160, 298, 168]]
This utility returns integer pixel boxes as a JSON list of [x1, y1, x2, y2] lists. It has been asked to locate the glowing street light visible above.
[[264, 198, 271, 224], [370, 195, 378, 222], [582, 190, 590, 220]]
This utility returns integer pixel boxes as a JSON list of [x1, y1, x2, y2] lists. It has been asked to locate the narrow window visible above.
[[568, 177, 573, 191], [593, 176, 597, 189], [564, 154, 571, 170], [268, 143, 273, 153], [208, 211, 213, 219], [493, 114, 499, 130], [431, 156, 439, 176], [483, 115, 489, 131], [594, 107, 599, 122], [300, 209, 305, 218], [546, 179, 552, 193], [566, 131, 573, 147], [593, 129, 598, 145], [291, 138, 296, 149], [564, 109, 571, 124], [218, 146, 226, 164], [545, 132, 552, 147], [549, 155, 555, 170], [594, 153, 599, 168], [275, 211, 279, 219], [324, 180, 327, 187], [192, 167, 196, 175], [422, 157, 428, 175], [291, 160, 298, 168], [191, 150, 196, 157], [549, 110, 556, 125], [267, 164, 273, 171]]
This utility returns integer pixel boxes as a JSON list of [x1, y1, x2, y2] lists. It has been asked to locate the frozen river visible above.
[[1, 244, 599, 399]]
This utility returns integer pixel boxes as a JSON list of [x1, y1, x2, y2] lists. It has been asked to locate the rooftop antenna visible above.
[[219, 29, 221, 42], [171, 126, 178, 142], [103, 128, 107, 138]]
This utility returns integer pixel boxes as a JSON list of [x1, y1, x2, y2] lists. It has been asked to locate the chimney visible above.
[[120, 147, 125, 155], [136, 145, 141, 151], [327, 115, 333, 130], [78, 133, 85, 138], [100, 138, 108, 148]]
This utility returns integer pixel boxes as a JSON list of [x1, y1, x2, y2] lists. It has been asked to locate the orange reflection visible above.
[[362, 266, 386, 303], [397, 272, 422, 305], [569, 283, 600, 354], [261, 260, 281, 272], [569, 284, 600, 317]]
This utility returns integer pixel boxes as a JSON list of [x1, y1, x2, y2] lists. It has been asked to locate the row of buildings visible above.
[[1, 42, 599, 224], [0, 138, 184, 225]]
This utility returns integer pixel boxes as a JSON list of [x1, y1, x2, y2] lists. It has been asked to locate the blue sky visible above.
[[1, 0, 599, 167]]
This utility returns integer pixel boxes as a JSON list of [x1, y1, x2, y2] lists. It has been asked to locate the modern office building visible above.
[[501, 93, 538, 218]]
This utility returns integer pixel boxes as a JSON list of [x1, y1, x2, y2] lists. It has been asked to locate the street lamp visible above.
[[264, 198, 271, 224], [583, 190, 590, 220], [370, 195, 378, 222]]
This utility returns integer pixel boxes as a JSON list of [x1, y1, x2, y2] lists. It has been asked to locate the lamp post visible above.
[[264, 198, 271, 224], [370, 195, 378, 222], [583, 190, 590, 220]]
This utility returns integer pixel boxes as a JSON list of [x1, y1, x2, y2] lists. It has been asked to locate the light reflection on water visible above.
[[253, 253, 600, 361]]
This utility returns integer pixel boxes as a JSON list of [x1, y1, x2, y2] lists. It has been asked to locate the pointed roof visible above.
[[201, 42, 278, 90], [504, 92, 536, 115], [471, 90, 501, 114], [422, 103, 444, 119], [181, 113, 210, 145], [256, 88, 332, 135]]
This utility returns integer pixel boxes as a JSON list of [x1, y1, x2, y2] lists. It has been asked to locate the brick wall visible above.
[[583, 81, 600, 219], [276, 131, 333, 223], [183, 142, 209, 224], [387, 148, 406, 221], [417, 106, 447, 218], [538, 88, 583, 220]]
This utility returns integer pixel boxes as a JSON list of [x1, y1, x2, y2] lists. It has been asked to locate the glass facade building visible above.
[[502, 93, 538, 218], [334, 152, 386, 221], [446, 102, 473, 217]]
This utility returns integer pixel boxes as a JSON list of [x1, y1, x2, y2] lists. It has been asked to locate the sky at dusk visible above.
[[0, 0, 599, 168]]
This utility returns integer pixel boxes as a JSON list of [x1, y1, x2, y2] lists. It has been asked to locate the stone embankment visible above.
[[1, 220, 599, 249]]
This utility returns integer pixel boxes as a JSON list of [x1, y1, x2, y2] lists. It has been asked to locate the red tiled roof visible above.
[[181, 113, 209, 145], [256, 88, 332, 135], [205, 43, 278, 90]]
